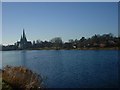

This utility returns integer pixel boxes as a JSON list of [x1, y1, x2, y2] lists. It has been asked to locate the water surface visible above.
[[2, 50, 119, 88]]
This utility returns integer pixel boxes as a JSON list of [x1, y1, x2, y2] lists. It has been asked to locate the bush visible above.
[[2, 65, 43, 90]]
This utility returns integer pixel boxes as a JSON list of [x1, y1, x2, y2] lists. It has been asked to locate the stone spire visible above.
[[22, 28, 27, 42], [20, 35, 23, 42]]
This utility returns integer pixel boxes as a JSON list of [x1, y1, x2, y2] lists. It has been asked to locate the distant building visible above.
[[15, 29, 32, 49]]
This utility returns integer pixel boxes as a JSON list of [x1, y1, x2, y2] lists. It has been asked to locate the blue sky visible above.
[[1, 0, 120, 2], [0, 2, 2, 45], [2, 2, 118, 45]]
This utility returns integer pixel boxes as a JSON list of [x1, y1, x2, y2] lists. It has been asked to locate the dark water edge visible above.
[[1, 47, 120, 51], [1, 50, 119, 88]]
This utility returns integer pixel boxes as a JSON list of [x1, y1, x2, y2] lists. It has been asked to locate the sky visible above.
[[2, 2, 118, 45], [0, 2, 2, 45], [1, 0, 120, 2]]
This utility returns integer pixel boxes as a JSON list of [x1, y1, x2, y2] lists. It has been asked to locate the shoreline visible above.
[[1, 47, 120, 51]]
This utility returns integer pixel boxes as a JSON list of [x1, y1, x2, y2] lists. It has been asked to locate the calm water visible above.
[[2, 50, 119, 88]]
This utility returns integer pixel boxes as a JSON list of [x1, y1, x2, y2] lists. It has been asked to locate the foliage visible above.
[[2, 33, 120, 50], [2, 65, 43, 90], [2, 80, 13, 90]]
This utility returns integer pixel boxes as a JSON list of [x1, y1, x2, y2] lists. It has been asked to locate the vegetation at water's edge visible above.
[[1, 33, 120, 50], [1, 65, 44, 90]]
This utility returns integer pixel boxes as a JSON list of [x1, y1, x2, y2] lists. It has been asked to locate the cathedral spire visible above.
[[20, 35, 23, 42], [23, 29, 26, 38], [18, 28, 32, 49], [22, 28, 27, 42]]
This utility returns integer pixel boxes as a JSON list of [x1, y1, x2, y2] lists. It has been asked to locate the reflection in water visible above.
[[20, 51, 26, 67]]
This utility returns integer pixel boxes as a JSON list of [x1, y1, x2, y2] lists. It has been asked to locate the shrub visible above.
[[2, 65, 43, 90]]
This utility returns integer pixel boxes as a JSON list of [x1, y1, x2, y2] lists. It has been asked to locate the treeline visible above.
[[2, 33, 120, 50]]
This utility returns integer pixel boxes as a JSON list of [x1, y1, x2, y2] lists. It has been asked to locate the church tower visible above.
[[19, 29, 28, 49], [22, 29, 27, 42], [15, 28, 32, 49]]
